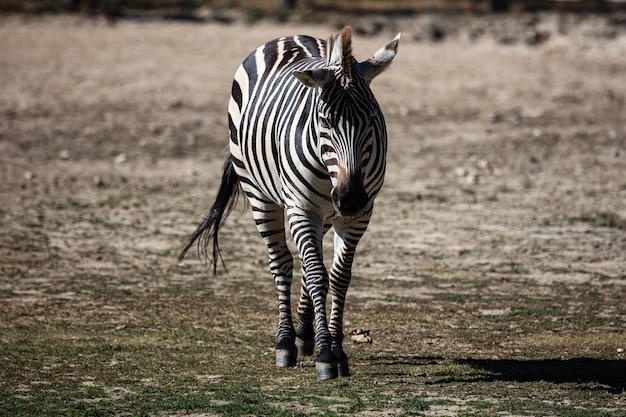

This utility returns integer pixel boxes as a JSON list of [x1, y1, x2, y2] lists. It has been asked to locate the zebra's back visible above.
[[228, 35, 330, 209]]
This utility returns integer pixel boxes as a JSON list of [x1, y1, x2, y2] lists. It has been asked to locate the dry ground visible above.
[[0, 13, 625, 416]]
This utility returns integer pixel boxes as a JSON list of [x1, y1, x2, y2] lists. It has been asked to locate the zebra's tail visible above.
[[178, 154, 240, 275]]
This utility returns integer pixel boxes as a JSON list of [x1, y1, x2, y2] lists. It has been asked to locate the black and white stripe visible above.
[[180, 26, 400, 380]]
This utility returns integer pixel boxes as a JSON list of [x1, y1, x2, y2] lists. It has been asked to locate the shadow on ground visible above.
[[368, 355, 626, 394]]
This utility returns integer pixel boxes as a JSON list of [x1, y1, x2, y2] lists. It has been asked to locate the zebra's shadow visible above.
[[364, 355, 626, 394]]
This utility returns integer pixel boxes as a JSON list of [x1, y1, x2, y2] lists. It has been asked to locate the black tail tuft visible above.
[[178, 154, 240, 275]]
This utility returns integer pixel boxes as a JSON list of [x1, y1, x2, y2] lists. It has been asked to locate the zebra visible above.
[[179, 26, 400, 380]]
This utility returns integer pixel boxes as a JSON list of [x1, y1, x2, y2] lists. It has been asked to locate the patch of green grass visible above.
[[508, 307, 557, 317], [496, 183, 513, 193], [50, 198, 90, 210], [97, 193, 147, 209], [2, 243, 625, 417], [430, 193, 449, 203], [486, 193, 499, 202], [570, 211, 626, 230], [398, 395, 430, 411], [460, 186, 476, 195], [2, 305, 624, 417], [434, 292, 469, 303], [88, 215, 123, 230]]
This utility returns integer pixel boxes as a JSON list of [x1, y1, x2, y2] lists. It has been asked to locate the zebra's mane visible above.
[[327, 26, 353, 81]]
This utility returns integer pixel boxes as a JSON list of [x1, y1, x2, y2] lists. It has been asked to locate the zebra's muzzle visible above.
[[331, 175, 369, 217]]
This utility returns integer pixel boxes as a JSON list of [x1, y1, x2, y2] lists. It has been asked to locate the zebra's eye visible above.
[[320, 118, 330, 129]]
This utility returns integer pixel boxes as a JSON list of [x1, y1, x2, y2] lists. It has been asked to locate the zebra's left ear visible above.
[[356, 32, 401, 84], [293, 69, 333, 89]]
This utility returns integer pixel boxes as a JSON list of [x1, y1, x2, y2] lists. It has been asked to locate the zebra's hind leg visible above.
[[271, 245, 297, 368], [253, 201, 297, 367]]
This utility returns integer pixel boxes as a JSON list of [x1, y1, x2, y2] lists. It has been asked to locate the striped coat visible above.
[[180, 26, 400, 380]]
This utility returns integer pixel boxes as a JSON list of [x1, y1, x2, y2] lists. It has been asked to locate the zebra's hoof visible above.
[[295, 337, 314, 357], [338, 357, 350, 377], [315, 360, 338, 380], [275, 348, 298, 368]]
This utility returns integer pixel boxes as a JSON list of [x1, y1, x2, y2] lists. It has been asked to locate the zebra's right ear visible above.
[[293, 69, 332, 89]]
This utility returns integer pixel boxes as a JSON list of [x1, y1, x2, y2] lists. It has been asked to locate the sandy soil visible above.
[[1, 14, 625, 334]]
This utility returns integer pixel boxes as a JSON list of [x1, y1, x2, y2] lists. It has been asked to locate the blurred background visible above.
[[3, 0, 626, 20]]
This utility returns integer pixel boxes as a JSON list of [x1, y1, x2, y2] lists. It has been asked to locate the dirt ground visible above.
[[0, 12, 625, 414], [2, 13, 625, 298]]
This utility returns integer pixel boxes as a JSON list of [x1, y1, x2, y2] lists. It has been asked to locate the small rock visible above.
[[24, 171, 36, 181], [478, 159, 493, 175], [349, 329, 372, 344], [466, 170, 480, 185], [114, 153, 127, 164], [455, 167, 469, 177], [59, 150, 70, 160]]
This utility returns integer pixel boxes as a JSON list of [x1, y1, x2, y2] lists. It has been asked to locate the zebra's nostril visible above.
[[332, 183, 368, 216]]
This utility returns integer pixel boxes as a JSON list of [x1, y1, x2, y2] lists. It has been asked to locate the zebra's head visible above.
[[293, 26, 401, 216]]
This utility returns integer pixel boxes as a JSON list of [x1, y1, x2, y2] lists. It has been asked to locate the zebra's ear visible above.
[[356, 32, 401, 84], [293, 69, 332, 89]]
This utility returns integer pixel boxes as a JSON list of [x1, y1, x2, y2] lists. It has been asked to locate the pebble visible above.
[[349, 329, 372, 344], [478, 159, 493, 174], [466, 171, 480, 185], [113, 153, 127, 164]]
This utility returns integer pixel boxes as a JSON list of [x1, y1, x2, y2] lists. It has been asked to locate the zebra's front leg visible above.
[[288, 209, 337, 380], [253, 202, 297, 367], [329, 218, 371, 377], [295, 221, 333, 359]]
